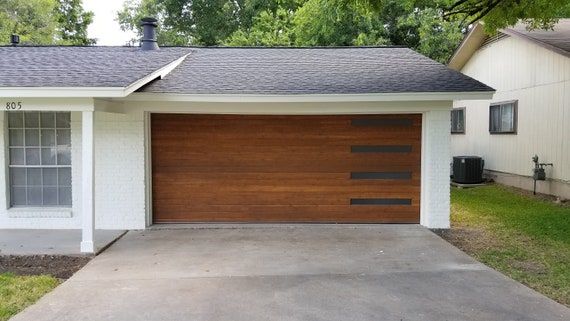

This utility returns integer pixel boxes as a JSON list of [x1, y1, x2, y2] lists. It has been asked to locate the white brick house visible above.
[[0, 20, 494, 253]]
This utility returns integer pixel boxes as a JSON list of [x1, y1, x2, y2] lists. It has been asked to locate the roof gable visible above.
[[449, 19, 570, 71]]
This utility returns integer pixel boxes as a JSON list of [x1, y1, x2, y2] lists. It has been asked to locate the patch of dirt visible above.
[[498, 184, 569, 207], [0, 255, 91, 279], [432, 227, 499, 255]]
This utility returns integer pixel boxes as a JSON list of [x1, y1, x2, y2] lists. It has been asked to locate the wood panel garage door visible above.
[[151, 114, 421, 223]]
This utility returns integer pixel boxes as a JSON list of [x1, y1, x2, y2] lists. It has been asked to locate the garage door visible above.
[[151, 114, 421, 223]]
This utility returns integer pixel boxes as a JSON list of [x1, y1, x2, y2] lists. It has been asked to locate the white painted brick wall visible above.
[[1, 107, 450, 230], [421, 110, 451, 228], [92, 111, 146, 229], [0, 111, 146, 230]]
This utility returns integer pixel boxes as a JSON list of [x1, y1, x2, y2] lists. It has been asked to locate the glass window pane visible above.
[[25, 148, 41, 165], [57, 148, 71, 165], [43, 187, 58, 206], [9, 129, 24, 146], [8, 112, 23, 128], [41, 129, 56, 146], [25, 129, 40, 146], [457, 110, 464, 132], [10, 168, 26, 186], [56, 112, 70, 128], [40, 112, 55, 128], [58, 187, 72, 206], [10, 148, 25, 165], [8, 112, 72, 208], [27, 187, 42, 205], [11, 187, 27, 206], [24, 112, 39, 128], [58, 168, 71, 186], [501, 104, 514, 132], [42, 168, 57, 186], [41, 148, 57, 165], [56, 129, 71, 146], [490, 106, 501, 132], [26, 168, 42, 186]]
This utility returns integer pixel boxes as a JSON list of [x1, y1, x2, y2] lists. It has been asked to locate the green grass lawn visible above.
[[0, 273, 59, 321], [449, 184, 570, 306]]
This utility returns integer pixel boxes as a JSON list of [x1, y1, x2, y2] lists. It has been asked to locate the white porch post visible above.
[[80, 110, 95, 253], [420, 109, 451, 228]]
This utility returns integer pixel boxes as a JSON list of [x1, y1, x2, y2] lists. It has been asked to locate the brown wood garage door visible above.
[[151, 114, 421, 223]]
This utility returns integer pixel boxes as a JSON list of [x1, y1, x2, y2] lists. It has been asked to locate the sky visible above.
[[83, 0, 137, 46]]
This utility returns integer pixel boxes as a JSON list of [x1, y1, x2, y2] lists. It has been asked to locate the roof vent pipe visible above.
[[140, 17, 159, 50], [10, 34, 19, 46]]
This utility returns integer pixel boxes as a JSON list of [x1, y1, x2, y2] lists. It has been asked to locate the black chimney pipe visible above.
[[140, 17, 159, 50], [10, 34, 20, 46]]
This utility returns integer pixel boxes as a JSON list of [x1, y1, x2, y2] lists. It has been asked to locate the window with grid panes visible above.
[[7, 112, 72, 207]]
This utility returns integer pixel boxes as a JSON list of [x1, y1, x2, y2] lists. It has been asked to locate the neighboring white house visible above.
[[0, 19, 493, 253], [449, 21, 570, 198]]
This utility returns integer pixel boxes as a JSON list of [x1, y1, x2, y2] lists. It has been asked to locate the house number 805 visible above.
[[5, 102, 22, 110]]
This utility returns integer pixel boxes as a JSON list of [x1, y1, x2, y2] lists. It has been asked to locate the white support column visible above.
[[80, 110, 95, 253], [420, 110, 451, 228]]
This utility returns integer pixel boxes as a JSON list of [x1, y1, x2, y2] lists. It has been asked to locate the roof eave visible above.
[[500, 28, 570, 59], [121, 91, 495, 103], [448, 23, 488, 71]]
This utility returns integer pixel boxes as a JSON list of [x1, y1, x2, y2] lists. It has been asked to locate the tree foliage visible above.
[[117, 0, 570, 63], [293, 0, 388, 46], [0, 0, 59, 44], [0, 0, 94, 45], [442, 0, 570, 32], [56, 0, 95, 45]]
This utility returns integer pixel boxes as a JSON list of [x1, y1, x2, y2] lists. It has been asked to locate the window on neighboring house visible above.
[[7, 111, 72, 207], [451, 108, 465, 134], [489, 101, 517, 134]]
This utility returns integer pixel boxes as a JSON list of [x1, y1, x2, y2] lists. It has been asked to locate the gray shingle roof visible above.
[[0, 46, 493, 94], [505, 19, 570, 57], [141, 47, 493, 94], [0, 46, 190, 87]]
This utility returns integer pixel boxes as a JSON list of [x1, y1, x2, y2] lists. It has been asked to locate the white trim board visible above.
[[125, 91, 494, 103]]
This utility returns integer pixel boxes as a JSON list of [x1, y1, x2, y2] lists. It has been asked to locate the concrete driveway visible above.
[[11, 225, 570, 321]]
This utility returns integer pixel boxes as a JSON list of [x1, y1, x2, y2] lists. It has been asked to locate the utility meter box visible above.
[[533, 168, 546, 181]]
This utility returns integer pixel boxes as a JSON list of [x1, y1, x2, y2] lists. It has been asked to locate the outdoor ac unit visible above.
[[452, 156, 484, 184]]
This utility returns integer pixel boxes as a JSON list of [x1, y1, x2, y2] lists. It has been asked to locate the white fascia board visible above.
[[0, 87, 126, 98], [0, 54, 189, 98], [123, 91, 495, 103]]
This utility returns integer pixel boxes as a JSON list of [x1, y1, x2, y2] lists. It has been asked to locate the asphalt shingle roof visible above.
[[506, 19, 570, 56], [0, 46, 493, 94], [141, 47, 493, 94], [0, 46, 191, 87]]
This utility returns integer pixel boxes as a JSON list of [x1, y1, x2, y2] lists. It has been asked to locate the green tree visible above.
[[0, 0, 59, 44], [293, 0, 388, 46], [0, 0, 94, 45], [118, 0, 243, 45], [442, 0, 570, 32], [56, 0, 95, 45], [225, 5, 296, 46], [398, 7, 463, 63]]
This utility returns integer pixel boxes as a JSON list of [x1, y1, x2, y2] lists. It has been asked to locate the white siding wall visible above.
[[452, 36, 570, 184], [0, 110, 146, 229]]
